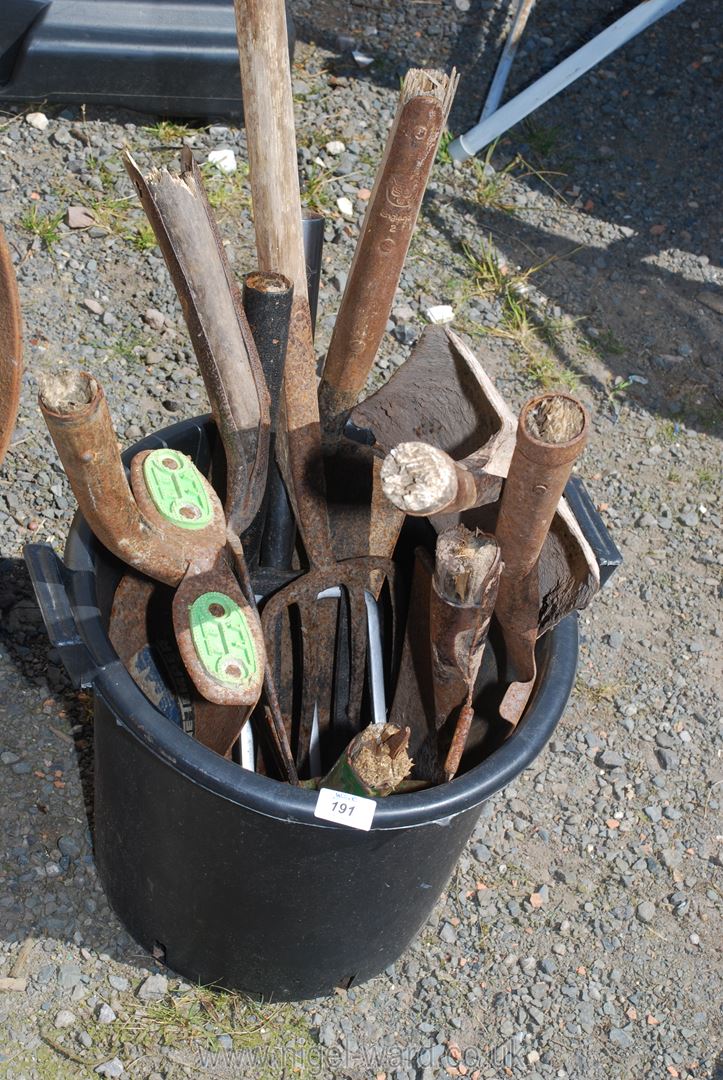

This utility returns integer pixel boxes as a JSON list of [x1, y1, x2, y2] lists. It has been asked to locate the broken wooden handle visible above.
[[430, 527, 502, 781], [318, 68, 458, 429], [380, 440, 503, 515]]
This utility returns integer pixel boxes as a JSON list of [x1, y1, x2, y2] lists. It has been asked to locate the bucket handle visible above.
[[23, 543, 100, 690], [564, 476, 622, 588]]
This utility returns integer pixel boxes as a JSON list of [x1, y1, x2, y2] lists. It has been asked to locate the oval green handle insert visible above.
[[142, 448, 214, 530], [189, 591, 258, 686]]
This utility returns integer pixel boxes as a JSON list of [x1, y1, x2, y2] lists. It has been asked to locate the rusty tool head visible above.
[[348, 327, 599, 635], [0, 224, 23, 469], [40, 371, 266, 713], [260, 556, 397, 777], [109, 573, 250, 757]]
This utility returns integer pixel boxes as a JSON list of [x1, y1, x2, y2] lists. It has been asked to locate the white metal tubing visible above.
[[480, 0, 537, 122], [450, 0, 686, 161]]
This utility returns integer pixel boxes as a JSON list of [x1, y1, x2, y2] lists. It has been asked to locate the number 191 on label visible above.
[[314, 787, 376, 831]]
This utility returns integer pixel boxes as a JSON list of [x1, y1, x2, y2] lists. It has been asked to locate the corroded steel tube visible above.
[[495, 393, 589, 684]]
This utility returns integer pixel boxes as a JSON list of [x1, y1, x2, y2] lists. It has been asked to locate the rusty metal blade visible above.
[[124, 148, 271, 536]]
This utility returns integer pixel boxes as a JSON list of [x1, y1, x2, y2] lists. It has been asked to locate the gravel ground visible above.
[[0, 1, 721, 1077]]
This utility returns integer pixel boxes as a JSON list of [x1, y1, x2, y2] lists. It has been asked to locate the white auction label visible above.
[[314, 787, 376, 831]]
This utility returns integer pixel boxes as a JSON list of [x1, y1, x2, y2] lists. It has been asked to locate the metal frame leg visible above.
[[449, 0, 687, 162]]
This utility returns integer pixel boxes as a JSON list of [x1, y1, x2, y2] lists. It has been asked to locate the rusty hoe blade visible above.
[[495, 393, 589, 727], [239, 269, 294, 567], [316, 722, 412, 798], [318, 68, 459, 430], [0, 224, 23, 470], [430, 526, 502, 782], [123, 148, 271, 536], [234, 0, 333, 565], [109, 572, 250, 758]]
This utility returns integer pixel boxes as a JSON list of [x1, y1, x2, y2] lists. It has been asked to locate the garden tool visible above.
[[305, 723, 412, 798], [0, 223, 23, 469], [318, 67, 458, 436], [108, 572, 252, 757], [494, 392, 589, 727], [123, 148, 270, 538], [258, 211, 325, 573], [317, 68, 457, 564], [429, 526, 501, 781], [235, 0, 398, 773], [124, 149, 298, 780], [38, 372, 278, 762], [354, 326, 598, 635], [238, 268, 294, 567]]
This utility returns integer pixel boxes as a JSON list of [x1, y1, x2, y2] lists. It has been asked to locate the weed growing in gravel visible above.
[[130, 222, 158, 251], [469, 145, 520, 212], [201, 161, 252, 220], [144, 119, 195, 144], [462, 239, 581, 390], [301, 163, 338, 214], [81, 193, 137, 235], [696, 468, 716, 490], [37, 984, 317, 1074], [437, 129, 454, 165], [577, 679, 622, 704], [580, 326, 627, 360], [20, 205, 64, 249]]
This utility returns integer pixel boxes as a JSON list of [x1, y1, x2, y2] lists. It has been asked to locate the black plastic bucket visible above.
[[26, 416, 582, 1000]]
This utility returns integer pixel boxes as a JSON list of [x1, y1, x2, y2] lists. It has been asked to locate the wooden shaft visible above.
[[318, 69, 458, 427], [0, 224, 23, 468], [234, 0, 333, 565]]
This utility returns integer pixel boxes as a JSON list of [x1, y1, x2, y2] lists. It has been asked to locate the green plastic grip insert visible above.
[[142, 449, 213, 530], [189, 591, 258, 686]]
